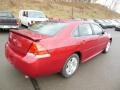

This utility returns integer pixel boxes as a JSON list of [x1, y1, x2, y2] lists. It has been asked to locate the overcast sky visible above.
[[96, 0, 117, 7], [96, 0, 120, 13]]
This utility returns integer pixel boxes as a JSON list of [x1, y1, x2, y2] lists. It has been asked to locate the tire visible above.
[[103, 41, 111, 53], [61, 54, 80, 78]]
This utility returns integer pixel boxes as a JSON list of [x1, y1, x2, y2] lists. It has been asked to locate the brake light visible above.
[[27, 43, 51, 59], [16, 19, 19, 25]]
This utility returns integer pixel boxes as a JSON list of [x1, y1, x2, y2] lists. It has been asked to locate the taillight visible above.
[[16, 19, 19, 25], [27, 43, 51, 59]]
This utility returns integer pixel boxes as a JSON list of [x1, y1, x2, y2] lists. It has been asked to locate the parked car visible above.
[[116, 20, 120, 23], [94, 19, 108, 29], [86, 19, 95, 23], [5, 21, 112, 78], [19, 10, 48, 27], [0, 11, 19, 30], [110, 20, 120, 27], [115, 26, 120, 31], [103, 20, 115, 28], [114, 20, 120, 31]]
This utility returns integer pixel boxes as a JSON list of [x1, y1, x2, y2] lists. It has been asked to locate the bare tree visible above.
[[9, 0, 16, 6], [111, 0, 118, 10], [109, 0, 116, 9]]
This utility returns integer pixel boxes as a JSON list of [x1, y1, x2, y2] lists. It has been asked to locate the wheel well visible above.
[[74, 51, 82, 63]]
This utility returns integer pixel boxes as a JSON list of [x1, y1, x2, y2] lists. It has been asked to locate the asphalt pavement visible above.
[[0, 28, 120, 90]]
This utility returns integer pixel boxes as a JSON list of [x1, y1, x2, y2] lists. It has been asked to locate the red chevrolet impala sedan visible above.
[[5, 21, 112, 78]]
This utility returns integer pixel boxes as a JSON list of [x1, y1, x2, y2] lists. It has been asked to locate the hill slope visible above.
[[0, 0, 120, 19]]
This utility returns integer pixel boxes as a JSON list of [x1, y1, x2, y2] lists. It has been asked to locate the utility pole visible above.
[[71, 0, 74, 19]]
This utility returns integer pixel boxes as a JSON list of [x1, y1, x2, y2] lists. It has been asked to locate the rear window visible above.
[[0, 12, 14, 18], [29, 23, 68, 36]]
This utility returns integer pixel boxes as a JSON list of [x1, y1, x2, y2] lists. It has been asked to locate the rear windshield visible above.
[[29, 23, 68, 36], [0, 12, 14, 18]]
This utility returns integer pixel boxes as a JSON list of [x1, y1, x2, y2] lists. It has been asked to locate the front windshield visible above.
[[28, 11, 46, 18], [29, 22, 68, 36]]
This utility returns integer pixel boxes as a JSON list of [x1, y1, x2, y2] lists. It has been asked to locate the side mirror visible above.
[[102, 31, 105, 34]]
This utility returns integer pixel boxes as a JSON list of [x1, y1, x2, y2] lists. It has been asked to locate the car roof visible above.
[[20, 10, 44, 13]]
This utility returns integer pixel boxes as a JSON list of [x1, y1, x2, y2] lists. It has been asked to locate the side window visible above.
[[23, 11, 25, 16], [23, 11, 28, 17], [73, 26, 79, 37], [79, 24, 93, 36], [91, 24, 103, 35]]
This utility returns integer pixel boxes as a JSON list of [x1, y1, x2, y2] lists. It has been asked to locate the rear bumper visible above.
[[5, 43, 58, 78], [0, 25, 19, 29]]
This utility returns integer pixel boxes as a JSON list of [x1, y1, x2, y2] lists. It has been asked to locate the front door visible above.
[[73, 23, 99, 62], [90, 23, 107, 52]]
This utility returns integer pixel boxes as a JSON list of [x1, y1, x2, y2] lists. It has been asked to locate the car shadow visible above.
[[0, 29, 10, 33]]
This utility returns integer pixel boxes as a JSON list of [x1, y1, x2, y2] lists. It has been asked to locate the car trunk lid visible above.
[[8, 29, 49, 56]]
